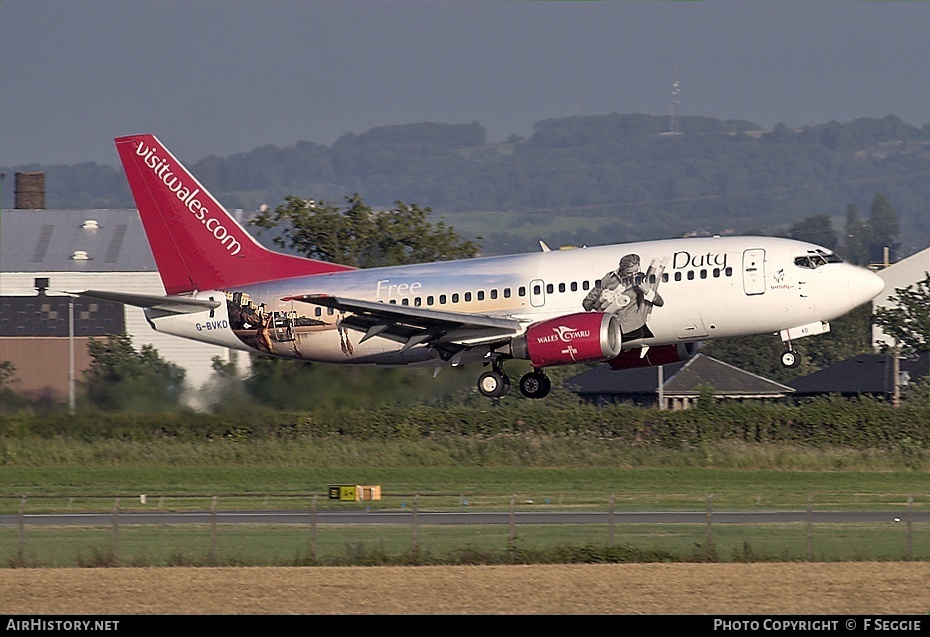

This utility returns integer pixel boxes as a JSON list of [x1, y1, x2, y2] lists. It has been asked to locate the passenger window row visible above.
[[310, 266, 736, 316], [667, 267, 734, 282]]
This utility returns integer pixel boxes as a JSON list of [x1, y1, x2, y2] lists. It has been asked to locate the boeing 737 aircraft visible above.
[[72, 134, 885, 399]]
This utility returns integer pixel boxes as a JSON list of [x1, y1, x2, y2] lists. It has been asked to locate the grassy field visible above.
[[2, 436, 928, 567], [3, 436, 929, 512], [5, 521, 929, 568]]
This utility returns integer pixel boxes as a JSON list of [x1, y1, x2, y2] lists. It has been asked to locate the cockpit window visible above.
[[794, 249, 843, 269]]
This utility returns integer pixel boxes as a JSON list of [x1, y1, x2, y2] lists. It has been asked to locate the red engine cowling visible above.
[[607, 342, 697, 370], [512, 312, 622, 367]]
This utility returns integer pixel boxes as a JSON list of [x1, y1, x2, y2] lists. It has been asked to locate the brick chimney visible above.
[[15, 171, 45, 209]]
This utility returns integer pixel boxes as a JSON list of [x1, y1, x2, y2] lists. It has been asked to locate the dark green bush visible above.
[[1, 397, 927, 450]]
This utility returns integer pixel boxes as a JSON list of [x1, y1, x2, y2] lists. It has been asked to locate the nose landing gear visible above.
[[781, 349, 801, 368], [780, 336, 801, 368]]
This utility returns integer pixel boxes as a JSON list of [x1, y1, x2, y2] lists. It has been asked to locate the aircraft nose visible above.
[[848, 266, 885, 307]]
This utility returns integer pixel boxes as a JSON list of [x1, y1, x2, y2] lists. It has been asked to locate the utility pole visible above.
[[69, 297, 75, 415], [892, 346, 901, 407], [657, 365, 665, 410]]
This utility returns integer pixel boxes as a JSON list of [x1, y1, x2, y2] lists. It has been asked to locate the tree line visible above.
[[3, 113, 927, 257]]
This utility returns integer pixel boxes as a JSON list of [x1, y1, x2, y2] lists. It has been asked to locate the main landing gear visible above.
[[477, 359, 551, 399]]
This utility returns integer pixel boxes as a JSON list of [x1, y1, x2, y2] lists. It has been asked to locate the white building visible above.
[[0, 207, 240, 406]]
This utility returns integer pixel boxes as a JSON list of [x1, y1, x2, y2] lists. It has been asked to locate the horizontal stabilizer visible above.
[[65, 290, 221, 314]]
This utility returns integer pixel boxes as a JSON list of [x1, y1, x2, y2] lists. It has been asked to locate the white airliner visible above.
[[72, 134, 885, 399]]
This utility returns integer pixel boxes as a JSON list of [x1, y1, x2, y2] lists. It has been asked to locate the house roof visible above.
[[565, 353, 795, 397], [0, 209, 156, 272], [789, 351, 929, 395]]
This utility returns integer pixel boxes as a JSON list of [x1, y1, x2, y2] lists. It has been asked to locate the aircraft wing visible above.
[[283, 293, 526, 351], [66, 290, 221, 314]]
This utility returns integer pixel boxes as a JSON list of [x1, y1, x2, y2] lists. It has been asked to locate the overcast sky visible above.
[[2, 1, 929, 167]]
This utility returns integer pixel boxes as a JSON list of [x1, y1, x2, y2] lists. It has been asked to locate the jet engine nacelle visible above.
[[607, 342, 698, 370], [511, 312, 622, 367]]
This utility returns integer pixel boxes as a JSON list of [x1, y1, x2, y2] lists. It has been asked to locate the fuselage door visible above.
[[742, 249, 766, 296], [529, 279, 546, 308]]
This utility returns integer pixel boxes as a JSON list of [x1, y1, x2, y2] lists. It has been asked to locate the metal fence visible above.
[[2, 492, 928, 567]]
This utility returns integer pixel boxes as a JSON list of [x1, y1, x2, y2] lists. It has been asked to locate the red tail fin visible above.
[[115, 134, 353, 294]]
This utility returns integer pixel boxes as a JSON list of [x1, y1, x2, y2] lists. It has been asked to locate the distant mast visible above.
[[661, 65, 683, 137]]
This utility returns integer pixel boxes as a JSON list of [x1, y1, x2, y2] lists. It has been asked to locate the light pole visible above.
[[657, 364, 665, 410], [69, 297, 75, 415]]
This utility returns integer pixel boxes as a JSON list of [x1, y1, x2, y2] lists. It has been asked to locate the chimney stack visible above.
[[34, 277, 50, 296], [15, 171, 45, 209]]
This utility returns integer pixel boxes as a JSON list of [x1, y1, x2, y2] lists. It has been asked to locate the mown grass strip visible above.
[[3, 520, 928, 568]]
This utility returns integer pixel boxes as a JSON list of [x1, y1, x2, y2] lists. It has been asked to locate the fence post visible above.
[[210, 495, 218, 565], [608, 494, 616, 549], [17, 495, 26, 567], [309, 494, 318, 562], [704, 494, 715, 560], [410, 495, 420, 559], [906, 494, 913, 561], [806, 495, 814, 561], [111, 497, 120, 566], [508, 495, 516, 558]]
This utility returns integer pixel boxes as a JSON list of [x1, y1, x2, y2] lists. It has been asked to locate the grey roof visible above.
[[565, 360, 685, 395], [789, 351, 929, 395], [663, 354, 796, 395], [0, 209, 156, 272], [565, 353, 795, 397]]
